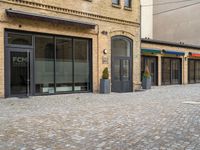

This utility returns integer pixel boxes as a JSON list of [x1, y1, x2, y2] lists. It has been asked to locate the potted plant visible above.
[[100, 67, 110, 94], [142, 65, 152, 89]]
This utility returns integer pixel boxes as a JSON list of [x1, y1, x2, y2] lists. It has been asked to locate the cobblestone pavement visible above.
[[0, 84, 200, 150]]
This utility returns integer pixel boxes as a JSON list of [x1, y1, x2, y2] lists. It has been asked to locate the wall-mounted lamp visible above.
[[103, 49, 108, 54], [101, 31, 108, 35]]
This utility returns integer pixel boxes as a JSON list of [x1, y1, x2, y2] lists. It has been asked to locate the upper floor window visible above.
[[112, 0, 120, 5], [124, 0, 131, 8]]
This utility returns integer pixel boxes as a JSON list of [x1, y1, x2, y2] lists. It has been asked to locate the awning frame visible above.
[[162, 50, 185, 56], [141, 48, 161, 54], [6, 9, 96, 29]]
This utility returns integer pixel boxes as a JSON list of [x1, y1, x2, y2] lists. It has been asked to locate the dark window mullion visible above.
[[72, 38, 75, 92], [54, 37, 56, 93]]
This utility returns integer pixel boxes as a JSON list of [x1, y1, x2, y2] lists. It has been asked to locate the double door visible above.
[[6, 48, 33, 97], [188, 59, 200, 83], [111, 57, 132, 92], [162, 58, 182, 85]]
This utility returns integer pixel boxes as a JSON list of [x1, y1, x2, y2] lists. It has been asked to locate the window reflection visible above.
[[56, 38, 73, 92], [74, 39, 90, 91], [35, 36, 55, 94]]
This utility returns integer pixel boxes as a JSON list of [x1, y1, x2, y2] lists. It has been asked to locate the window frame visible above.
[[112, 0, 120, 5], [124, 0, 132, 9]]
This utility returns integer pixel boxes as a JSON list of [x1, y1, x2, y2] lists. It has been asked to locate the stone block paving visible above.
[[0, 84, 200, 150]]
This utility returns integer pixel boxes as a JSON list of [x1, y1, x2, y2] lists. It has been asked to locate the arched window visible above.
[[111, 36, 132, 57]]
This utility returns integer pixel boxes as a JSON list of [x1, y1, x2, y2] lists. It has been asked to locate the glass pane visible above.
[[10, 52, 29, 95], [114, 59, 120, 80], [112, 37, 131, 57], [112, 0, 119, 5], [162, 58, 171, 85], [141, 56, 145, 81], [189, 60, 195, 83], [171, 59, 181, 84], [125, 0, 131, 7], [74, 39, 90, 91], [122, 60, 130, 81], [195, 61, 200, 82], [8, 33, 32, 46], [35, 36, 55, 94], [56, 38, 73, 92]]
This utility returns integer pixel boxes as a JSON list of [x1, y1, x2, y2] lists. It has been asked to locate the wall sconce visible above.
[[103, 49, 108, 54], [101, 31, 108, 35]]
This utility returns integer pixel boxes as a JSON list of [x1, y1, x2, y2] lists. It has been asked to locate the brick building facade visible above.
[[141, 39, 200, 86], [0, 0, 141, 97]]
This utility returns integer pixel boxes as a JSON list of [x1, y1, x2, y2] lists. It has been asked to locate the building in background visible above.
[[153, 0, 200, 45], [0, 0, 141, 97], [141, 0, 153, 39]]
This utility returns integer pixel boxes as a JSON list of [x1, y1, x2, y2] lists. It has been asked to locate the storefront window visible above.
[[56, 38, 73, 92], [74, 39, 90, 91], [35, 36, 55, 94]]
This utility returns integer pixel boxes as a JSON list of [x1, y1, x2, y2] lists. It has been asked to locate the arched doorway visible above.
[[111, 36, 133, 92]]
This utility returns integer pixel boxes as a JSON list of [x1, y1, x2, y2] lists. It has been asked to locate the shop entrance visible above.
[[111, 36, 133, 92], [6, 48, 33, 97], [162, 58, 182, 85], [141, 56, 158, 86]]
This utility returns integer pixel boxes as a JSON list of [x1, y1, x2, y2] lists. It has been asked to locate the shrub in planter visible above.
[[142, 65, 152, 89], [100, 67, 110, 94]]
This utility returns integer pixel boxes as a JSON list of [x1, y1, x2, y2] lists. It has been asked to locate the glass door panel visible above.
[[171, 59, 181, 84], [162, 58, 171, 85], [188, 60, 195, 83], [10, 51, 30, 96], [113, 59, 120, 81], [141, 56, 158, 86], [121, 59, 130, 81]]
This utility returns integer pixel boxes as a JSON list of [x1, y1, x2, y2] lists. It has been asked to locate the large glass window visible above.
[[6, 31, 92, 96], [56, 38, 73, 92], [188, 60, 195, 83], [125, 0, 131, 8], [35, 36, 55, 94], [8, 33, 32, 46], [162, 58, 171, 85], [74, 39, 90, 91]]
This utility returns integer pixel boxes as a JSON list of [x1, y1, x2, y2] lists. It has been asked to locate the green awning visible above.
[[141, 48, 161, 54]]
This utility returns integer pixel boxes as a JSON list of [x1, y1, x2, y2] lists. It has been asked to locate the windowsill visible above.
[[112, 4, 122, 9], [124, 7, 132, 11]]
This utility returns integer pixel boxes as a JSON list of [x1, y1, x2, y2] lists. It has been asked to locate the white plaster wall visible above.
[[141, 0, 153, 39]]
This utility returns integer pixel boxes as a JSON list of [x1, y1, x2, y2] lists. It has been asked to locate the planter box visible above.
[[100, 79, 110, 94], [142, 76, 152, 89]]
